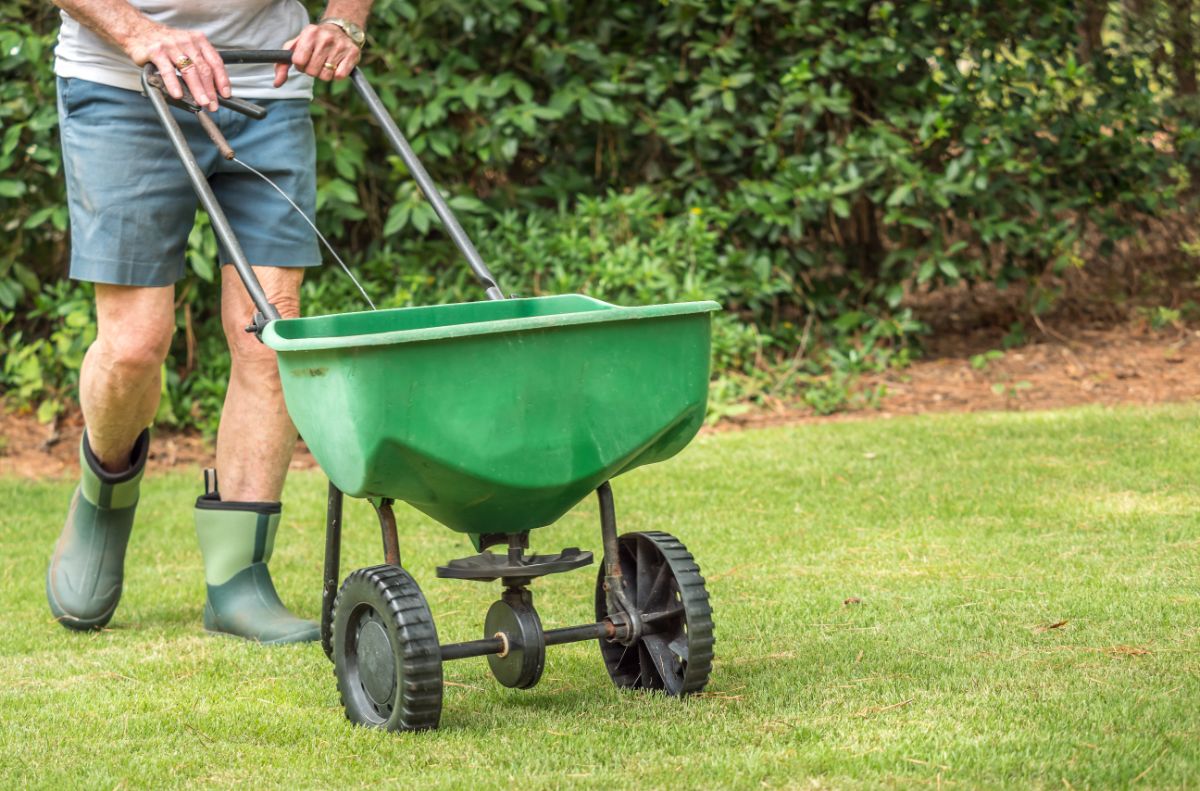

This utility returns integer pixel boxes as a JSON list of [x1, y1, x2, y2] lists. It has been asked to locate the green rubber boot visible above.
[[47, 429, 150, 631], [194, 470, 318, 644]]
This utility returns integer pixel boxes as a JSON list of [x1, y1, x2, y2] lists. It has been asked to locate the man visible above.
[[45, 0, 371, 643]]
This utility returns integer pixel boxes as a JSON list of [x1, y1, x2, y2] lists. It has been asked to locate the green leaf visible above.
[[36, 398, 60, 424], [886, 184, 912, 207], [322, 179, 359, 204], [22, 206, 56, 229], [412, 204, 432, 234], [383, 204, 411, 236], [448, 195, 486, 213]]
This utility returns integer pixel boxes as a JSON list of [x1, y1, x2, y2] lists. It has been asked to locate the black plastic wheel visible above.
[[594, 531, 714, 696], [484, 590, 545, 689], [332, 564, 443, 731]]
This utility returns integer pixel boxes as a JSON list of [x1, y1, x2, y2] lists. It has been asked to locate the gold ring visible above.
[[323, 61, 336, 71], [175, 55, 194, 71]]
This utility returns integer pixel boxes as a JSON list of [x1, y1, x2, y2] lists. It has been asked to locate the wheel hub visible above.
[[484, 588, 545, 689], [356, 615, 396, 705]]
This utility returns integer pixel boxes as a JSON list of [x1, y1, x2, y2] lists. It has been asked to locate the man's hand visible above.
[[274, 23, 362, 88], [52, 1, 230, 110], [124, 22, 229, 111]]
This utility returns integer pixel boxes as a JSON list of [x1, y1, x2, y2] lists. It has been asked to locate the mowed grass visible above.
[[2, 404, 1199, 789]]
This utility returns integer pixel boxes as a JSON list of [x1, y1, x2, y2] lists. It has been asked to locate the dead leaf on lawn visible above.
[[854, 698, 914, 717], [1109, 645, 1151, 657]]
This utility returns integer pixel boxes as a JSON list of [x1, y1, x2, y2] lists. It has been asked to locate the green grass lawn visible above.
[[2, 404, 1199, 789]]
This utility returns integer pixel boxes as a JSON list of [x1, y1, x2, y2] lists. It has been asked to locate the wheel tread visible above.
[[332, 564, 443, 731], [596, 531, 715, 696]]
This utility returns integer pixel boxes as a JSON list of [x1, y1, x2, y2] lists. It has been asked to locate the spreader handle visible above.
[[142, 50, 506, 332], [141, 62, 281, 328], [216, 50, 294, 65], [349, 70, 505, 300], [216, 51, 505, 299]]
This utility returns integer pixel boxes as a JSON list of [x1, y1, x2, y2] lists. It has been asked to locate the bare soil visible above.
[[719, 322, 1199, 432], [0, 411, 320, 480], [719, 224, 1200, 430]]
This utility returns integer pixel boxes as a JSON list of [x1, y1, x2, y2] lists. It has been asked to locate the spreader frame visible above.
[[144, 52, 715, 730]]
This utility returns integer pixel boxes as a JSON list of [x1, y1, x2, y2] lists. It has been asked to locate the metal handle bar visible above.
[[142, 64, 279, 326], [345, 66, 505, 301], [213, 50, 505, 303], [140, 50, 504, 332], [148, 79, 267, 120]]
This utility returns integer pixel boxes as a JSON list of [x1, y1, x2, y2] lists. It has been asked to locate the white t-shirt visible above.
[[55, 0, 314, 99]]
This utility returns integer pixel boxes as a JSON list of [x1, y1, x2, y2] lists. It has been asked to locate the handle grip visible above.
[[211, 51, 287, 119], [146, 70, 267, 121], [218, 95, 267, 120], [216, 50, 294, 65]]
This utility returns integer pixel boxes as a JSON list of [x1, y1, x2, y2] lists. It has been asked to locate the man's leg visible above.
[[215, 265, 304, 501], [81, 284, 176, 467], [194, 264, 317, 644], [47, 284, 175, 630]]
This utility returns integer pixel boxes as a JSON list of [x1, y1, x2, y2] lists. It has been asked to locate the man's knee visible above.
[[270, 290, 301, 320], [96, 326, 173, 377], [223, 269, 301, 370], [90, 284, 175, 378], [224, 307, 283, 374], [227, 332, 280, 374]]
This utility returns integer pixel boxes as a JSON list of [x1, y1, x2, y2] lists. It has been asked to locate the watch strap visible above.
[[318, 17, 365, 47]]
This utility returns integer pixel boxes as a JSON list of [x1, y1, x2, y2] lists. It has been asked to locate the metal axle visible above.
[[438, 620, 616, 661], [437, 612, 678, 662]]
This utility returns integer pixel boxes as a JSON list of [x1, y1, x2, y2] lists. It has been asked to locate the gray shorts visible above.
[[57, 76, 320, 287]]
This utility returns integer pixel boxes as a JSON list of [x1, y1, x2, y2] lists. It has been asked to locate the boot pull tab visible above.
[[203, 468, 219, 498]]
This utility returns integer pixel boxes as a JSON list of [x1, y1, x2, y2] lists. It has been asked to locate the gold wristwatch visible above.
[[319, 17, 366, 48]]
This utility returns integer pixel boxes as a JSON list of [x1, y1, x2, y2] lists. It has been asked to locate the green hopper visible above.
[[264, 295, 718, 539]]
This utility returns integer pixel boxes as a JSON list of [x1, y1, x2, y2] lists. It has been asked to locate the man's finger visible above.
[[151, 53, 184, 99], [333, 46, 359, 80], [307, 36, 339, 80], [170, 47, 214, 109], [273, 36, 298, 88], [185, 56, 218, 110], [302, 28, 340, 78], [195, 37, 230, 98], [290, 26, 318, 69]]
